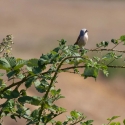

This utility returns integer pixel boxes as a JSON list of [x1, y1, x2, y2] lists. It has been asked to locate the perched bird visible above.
[[74, 28, 88, 49]]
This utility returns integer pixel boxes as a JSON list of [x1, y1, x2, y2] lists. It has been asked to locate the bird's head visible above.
[[80, 29, 88, 36]]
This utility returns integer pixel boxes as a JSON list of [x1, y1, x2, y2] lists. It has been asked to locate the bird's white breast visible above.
[[84, 33, 88, 42], [78, 33, 88, 47]]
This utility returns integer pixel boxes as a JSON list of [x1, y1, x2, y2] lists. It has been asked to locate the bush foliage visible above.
[[0, 35, 125, 125]]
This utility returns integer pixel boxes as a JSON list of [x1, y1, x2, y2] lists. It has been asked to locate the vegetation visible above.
[[0, 35, 125, 125]]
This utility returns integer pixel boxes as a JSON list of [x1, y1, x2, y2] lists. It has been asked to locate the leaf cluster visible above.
[[0, 35, 125, 124]]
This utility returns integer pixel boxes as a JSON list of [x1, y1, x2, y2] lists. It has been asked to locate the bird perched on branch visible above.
[[74, 28, 88, 49]]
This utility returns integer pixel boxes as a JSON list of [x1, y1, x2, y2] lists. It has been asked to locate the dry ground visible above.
[[0, 0, 125, 125]]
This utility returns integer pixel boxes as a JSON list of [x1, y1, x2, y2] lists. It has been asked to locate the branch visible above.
[[1, 64, 125, 95], [45, 112, 64, 124], [70, 117, 85, 125], [111, 41, 122, 50], [37, 56, 84, 125], [41, 64, 125, 77], [0, 77, 27, 94], [88, 48, 125, 53]]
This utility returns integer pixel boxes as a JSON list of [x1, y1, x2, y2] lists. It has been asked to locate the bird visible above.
[[74, 28, 88, 49]]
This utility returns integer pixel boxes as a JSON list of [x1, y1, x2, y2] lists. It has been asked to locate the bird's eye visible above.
[[85, 30, 88, 33]]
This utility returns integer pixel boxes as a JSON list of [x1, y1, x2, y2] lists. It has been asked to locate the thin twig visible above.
[[45, 112, 64, 124], [89, 48, 125, 53], [107, 59, 116, 66], [0, 77, 27, 94], [70, 117, 85, 125], [111, 41, 122, 50]]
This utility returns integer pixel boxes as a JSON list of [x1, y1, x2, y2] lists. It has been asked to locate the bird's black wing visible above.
[[74, 35, 80, 45]]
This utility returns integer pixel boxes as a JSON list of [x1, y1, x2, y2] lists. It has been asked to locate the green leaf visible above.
[[107, 116, 120, 121], [53, 47, 60, 53], [81, 120, 94, 125], [20, 89, 27, 96], [111, 39, 118, 44], [39, 54, 50, 66], [116, 122, 121, 125], [101, 41, 109, 47], [16, 73, 25, 79], [108, 122, 121, 125], [83, 67, 99, 79], [0, 57, 14, 70], [27, 58, 38, 67], [32, 67, 42, 74], [123, 119, 125, 125], [11, 89, 20, 98], [96, 41, 109, 48], [70, 110, 81, 119], [34, 79, 49, 93], [25, 77, 35, 88], [30, 109, 39, 118], [0, 78, 5, 88], [102, 69, 109, 77], [7, 69, 19, 78], [18, 96, 41, 106], [14, 58, 26, 70], [2, 100, 15, 113], [102, 52, 116, 60], [50, 89, 61, 96], [11, 115, 17, 122], [2, 89, 20, 99], [120, 35, 125, 41], [2, 90, 13, 99], [59, 39, 67, 46], [56, 121, 62, 125]]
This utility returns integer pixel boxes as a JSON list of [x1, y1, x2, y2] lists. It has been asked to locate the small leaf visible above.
[[120, 35, 125, 41], [109, 122, 119, 125], [18, 96, 41, 106], [59, 39, 67, 46], [116, 122, 121, 125], [20, 89, 27, 96], [53, 47, 60, 53], [50, 89, 61, 96], [32, 67, 42, 74], [11, 89, 20, 98], [56, 121, 62, 125], [0, 57, 11, 70], [25, 77, 35, 88], [111, 39, 118, 44], [104, 41, 109, 47], [30, 109, 39, 118], [102, 69, 109, 77], [101, 41, 109, 47], [83, 67, 99, 79], [11, 115, 17, 122], [7, 70, 19, 78], [27, 58, 38, 67], [35, 79, 49, 93], [81, 120, 94, 125], [14, 58, 26, 70], [2, 100, 15, 112], [70, 110, 80, 119], [38, 54, 50, 68], [16, 73, 25, 79], [123, 119, 125, 125], [107, 116, 120, 121]]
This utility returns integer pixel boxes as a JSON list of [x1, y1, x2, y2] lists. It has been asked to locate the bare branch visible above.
[[88, 48, 125, 53]]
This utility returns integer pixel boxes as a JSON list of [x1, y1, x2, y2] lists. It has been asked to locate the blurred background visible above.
[[0, 0, 125, 124]]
